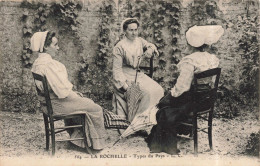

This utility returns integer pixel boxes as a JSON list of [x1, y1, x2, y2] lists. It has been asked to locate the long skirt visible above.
[[50, 91, 106, 150], [145, 92, 193, 154], [112, 67, 164, 122]]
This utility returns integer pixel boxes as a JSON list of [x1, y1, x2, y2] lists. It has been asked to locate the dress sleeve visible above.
[[31, 65, 45, 92], [112, 45, 128, 89], [170, 62, 195, 97], [44, 63, 73, 99]]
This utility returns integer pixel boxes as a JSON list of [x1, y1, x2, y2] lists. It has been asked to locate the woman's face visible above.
[[46, 37, 59, 56], [125, 23, 138, 41]]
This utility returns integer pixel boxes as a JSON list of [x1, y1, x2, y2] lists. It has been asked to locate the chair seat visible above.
[[42, 111, 86, 120]]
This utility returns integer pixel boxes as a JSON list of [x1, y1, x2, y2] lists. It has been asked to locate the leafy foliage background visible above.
[[0, 0, 258, 157], [0, 0, 259, 118]]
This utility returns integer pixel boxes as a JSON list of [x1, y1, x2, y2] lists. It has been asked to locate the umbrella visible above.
[[113, 105, 158, 146], [125, 56, 143, 122], [125, 82, 143, 122]]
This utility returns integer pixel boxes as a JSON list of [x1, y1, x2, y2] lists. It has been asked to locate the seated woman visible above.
[[146, 25, 224, 154], [30, 31, 106, 152], [112, 18, 164, 127]]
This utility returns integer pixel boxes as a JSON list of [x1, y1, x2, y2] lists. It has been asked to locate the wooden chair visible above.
[[139, 55, 155, 78], [178, 68, 221, 156], [32, 72, 92, 155]]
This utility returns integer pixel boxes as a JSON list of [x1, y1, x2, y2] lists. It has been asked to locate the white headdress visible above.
[[186, 25, 224, 47], [30, 31, 49, 52]]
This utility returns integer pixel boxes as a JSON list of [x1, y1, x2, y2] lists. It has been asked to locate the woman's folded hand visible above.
[[144, 44, 159, 57], [150, 44, 159, 56], [75, 91, 84, 97], [153, 49, 159, 57], [144, 48, 154, 57]]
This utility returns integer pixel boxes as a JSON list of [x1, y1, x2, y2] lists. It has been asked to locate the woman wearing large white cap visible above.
[[112, 18, 164, 129], [31, 31, 106, 152], [146, 25, 224, 155]]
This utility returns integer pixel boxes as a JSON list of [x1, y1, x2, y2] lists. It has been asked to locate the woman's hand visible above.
[[144, 44, 159, 57], [119, 82, 128, 93], [144, 47, 153, 57], [75, 91, 84, 97], [153, 48, 159, 57], [150, 44, 159, 56], [122, 83, 129, 91], [119, 85, 128, 100]]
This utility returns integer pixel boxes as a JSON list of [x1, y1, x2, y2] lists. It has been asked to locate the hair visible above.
[[196, 44, 209, 52], [44, 31, 56, 48], [122, 18, 140, 31]]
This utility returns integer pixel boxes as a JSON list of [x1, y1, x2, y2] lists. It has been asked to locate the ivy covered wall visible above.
[[0, 0, 259, 116]]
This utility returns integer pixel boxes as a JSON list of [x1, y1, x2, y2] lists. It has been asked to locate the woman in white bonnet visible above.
[[31, 31, 106, 152], [146, 25, 224, 155], [112, 18, 164, 129]]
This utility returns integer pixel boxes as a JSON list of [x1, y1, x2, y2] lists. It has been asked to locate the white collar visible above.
[[38, 53, 52, 59]]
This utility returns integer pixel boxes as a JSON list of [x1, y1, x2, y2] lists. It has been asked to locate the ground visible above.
[[0, 109, 258, 165]]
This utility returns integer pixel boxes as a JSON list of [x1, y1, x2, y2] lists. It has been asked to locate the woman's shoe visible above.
[[164, 148, 181, 155], [135, 130, 148, 137], [91, 148, 103, 154]]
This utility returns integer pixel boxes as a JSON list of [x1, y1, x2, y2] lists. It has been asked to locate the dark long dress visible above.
[[145, 91, 193, 154], [146, 83, 212, 154]]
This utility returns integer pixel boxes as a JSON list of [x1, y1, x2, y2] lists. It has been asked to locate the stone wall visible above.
[[0, 0, 259, 112], [0, 0, 106, 112]]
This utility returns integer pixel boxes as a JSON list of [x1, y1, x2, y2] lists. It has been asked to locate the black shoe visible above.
[[135, 130, 148, 137], [91, 148, 103, 154], [68, 142, 93, 154], [177, 124, 192, 135], [163, 148, 181, 155]]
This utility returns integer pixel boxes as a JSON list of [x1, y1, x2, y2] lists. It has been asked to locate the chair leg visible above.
[[81, 115, 92, 154], [193, 113, 198, 156], [189, 124, 193, 138], [208, 111, 213, 150], [49, 117, 55, 155], [43, 114, 50, 151]]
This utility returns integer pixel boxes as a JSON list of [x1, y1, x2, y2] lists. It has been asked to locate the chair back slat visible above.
[[192, 68, 221, 113], [149, 55, 154, 78], [32, 72, 53, 115], [194, 68, 221, 80], [139, 55, 154, 78]]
